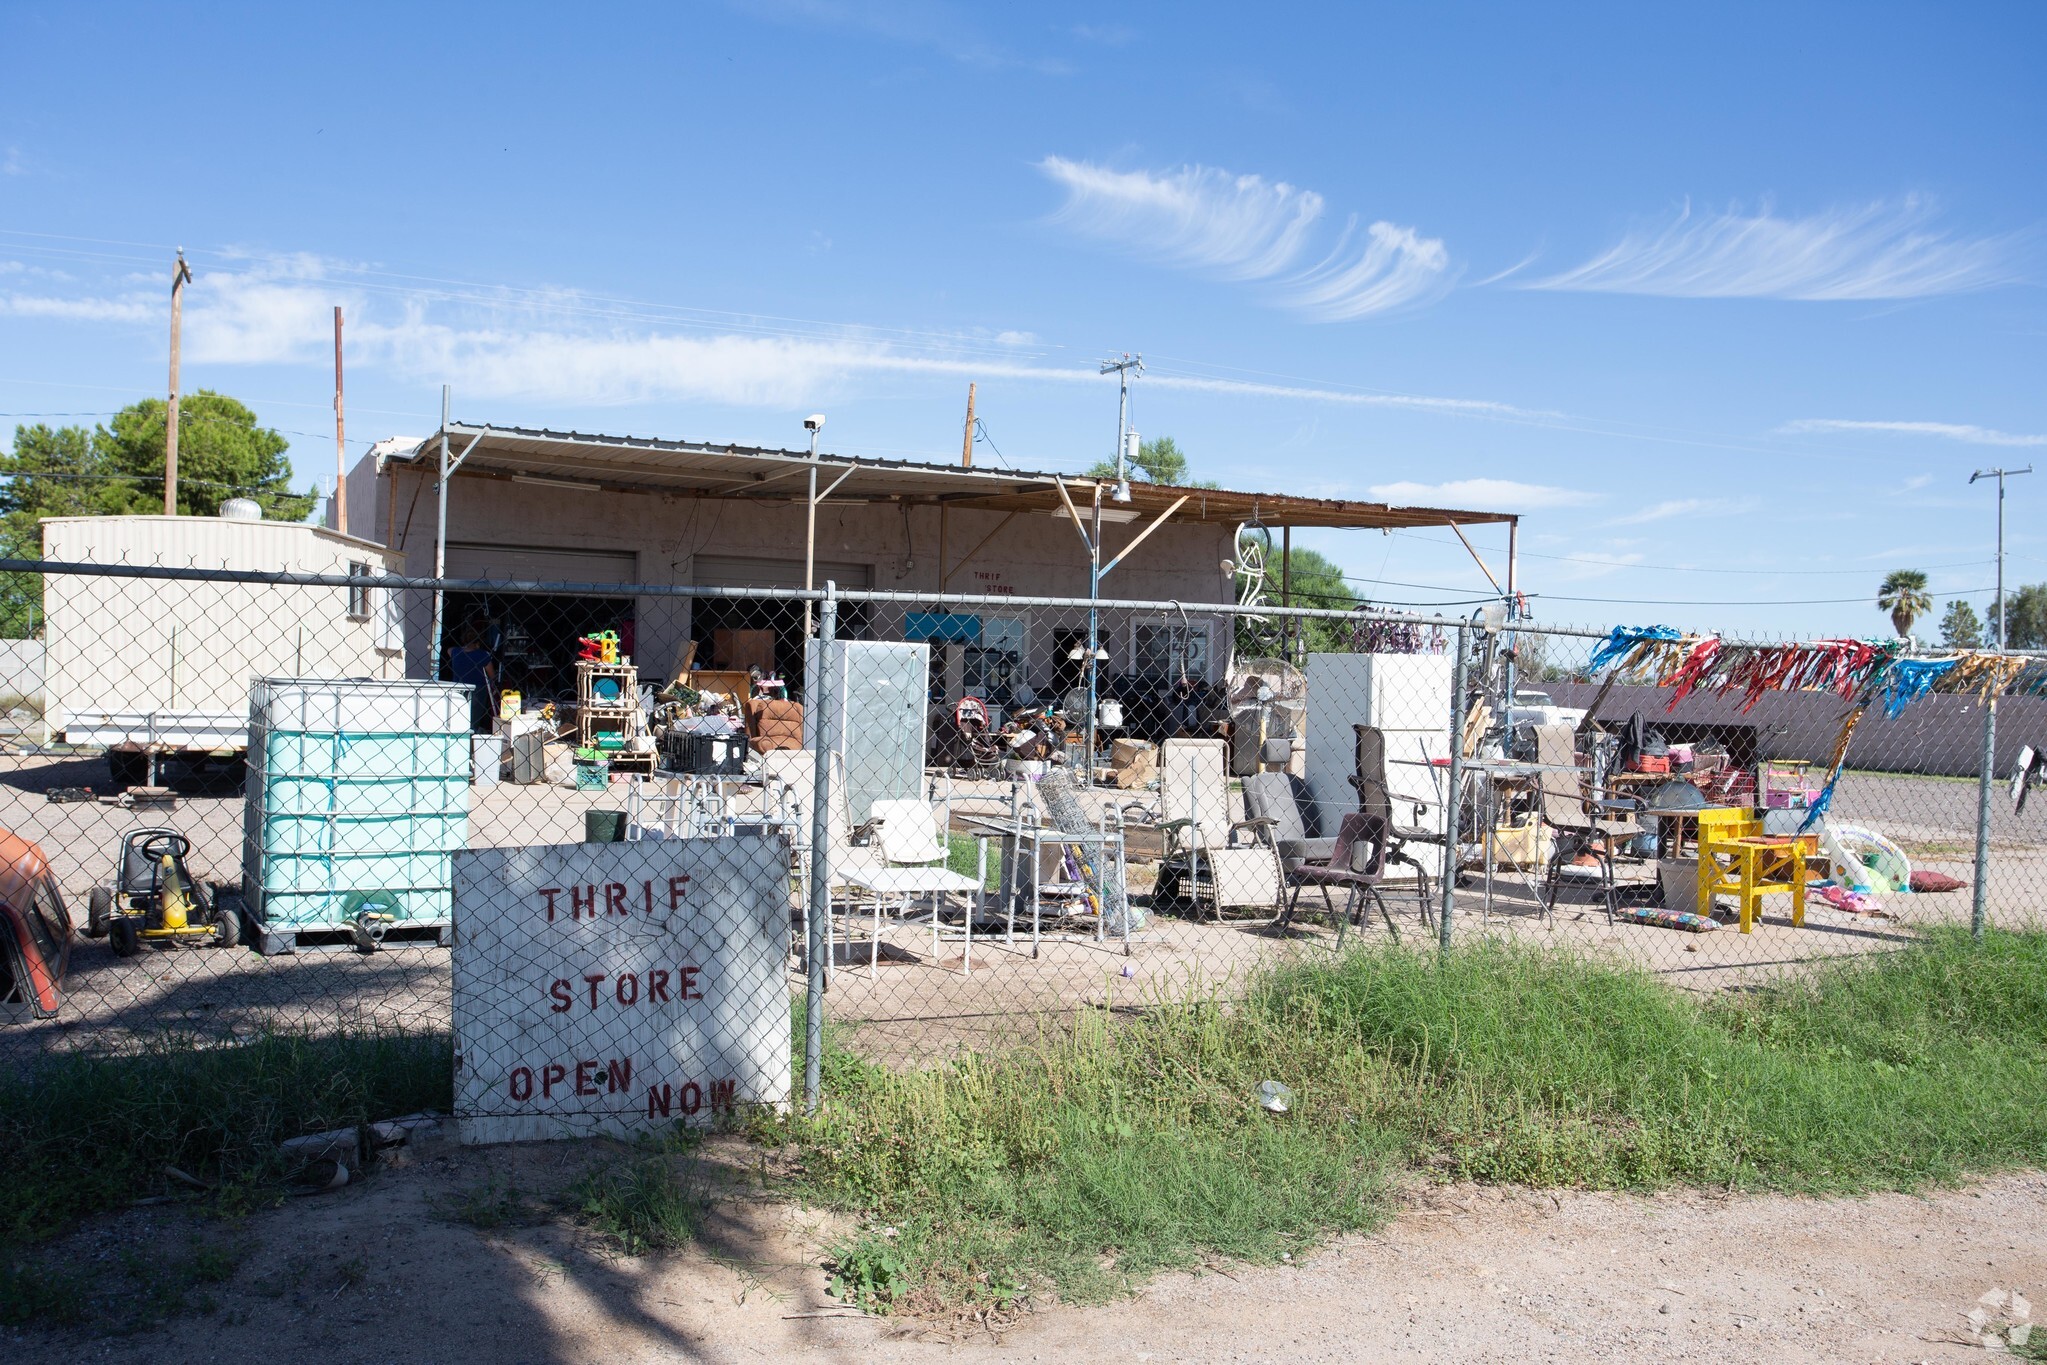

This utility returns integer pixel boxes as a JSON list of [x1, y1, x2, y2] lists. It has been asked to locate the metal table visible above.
[[959, 813, 1129, 960], [1459, 758, 1592, 923]]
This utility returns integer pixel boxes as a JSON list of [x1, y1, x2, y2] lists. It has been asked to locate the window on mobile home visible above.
[[347, 561, 372, 620]]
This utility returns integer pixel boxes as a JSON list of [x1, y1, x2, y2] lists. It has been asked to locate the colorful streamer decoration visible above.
[[1583, 624, 2047, 833]]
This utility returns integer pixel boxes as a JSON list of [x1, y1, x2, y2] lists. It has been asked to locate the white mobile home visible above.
[[41, 512, 404, 783]]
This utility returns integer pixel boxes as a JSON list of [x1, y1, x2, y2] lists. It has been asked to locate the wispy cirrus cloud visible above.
[[1037, 155, 1452, 319], [1038, 157, 1326, 280], [1608, 496, 1754, 526], [738, 0, 1068, 73], [0, 292, 154, 322], [1780, 418, 2047, 447], [2, 248, 1527, 418], [1367, 478, 1596, 511], [1525, 197, 2025, 300]]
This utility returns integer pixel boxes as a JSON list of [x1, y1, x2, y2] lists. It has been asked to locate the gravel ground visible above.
[[7, 755, 2045, 1069]]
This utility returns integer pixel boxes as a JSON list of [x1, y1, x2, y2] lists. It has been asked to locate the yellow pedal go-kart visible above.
[[85, 829, 241, 957]]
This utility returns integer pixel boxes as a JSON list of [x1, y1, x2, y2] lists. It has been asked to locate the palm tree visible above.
[[1877, 569, 1933, 638]]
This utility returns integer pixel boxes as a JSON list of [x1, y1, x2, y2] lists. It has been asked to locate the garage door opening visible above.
[[439, 545, 642, 704], [689, 556, 872, 696]]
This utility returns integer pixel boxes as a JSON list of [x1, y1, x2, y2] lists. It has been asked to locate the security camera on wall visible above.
[[804, 414, 826, 432]]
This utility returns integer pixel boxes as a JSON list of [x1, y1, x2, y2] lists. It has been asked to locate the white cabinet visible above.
[[804, 639, 930, 825]]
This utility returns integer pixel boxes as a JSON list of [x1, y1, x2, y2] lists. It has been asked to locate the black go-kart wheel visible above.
[[110, 917, 141, 957], [86, 886, 112, 938], [212, 899, 240, 949]]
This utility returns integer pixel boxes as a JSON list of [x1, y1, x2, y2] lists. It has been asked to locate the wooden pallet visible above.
[[244, 915, 451, 956]]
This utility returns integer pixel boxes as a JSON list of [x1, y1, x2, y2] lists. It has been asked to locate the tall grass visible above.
[[0, 1030, 451, 1247], [788, 929, 2047, 1310]]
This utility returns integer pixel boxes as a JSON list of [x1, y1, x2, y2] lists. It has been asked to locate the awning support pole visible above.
[[1053, 477, 1095, 553], [1448, 521, 1505, 596], [1281, 524, 1293, 661], [940, 510, 1019, 589], [1086, 484, 1102, 790], [430, 386, 450, 681], [429, 409, 488, 684], [802, 439, 856, 635], [804, 454, 817, 637], [1098, 494, 1191, 581]]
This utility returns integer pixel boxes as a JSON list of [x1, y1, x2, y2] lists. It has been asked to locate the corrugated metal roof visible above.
[[384, 422, 1516, 530]]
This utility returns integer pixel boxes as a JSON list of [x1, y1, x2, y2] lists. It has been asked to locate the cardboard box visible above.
[[1110, 738, 1157, 789]]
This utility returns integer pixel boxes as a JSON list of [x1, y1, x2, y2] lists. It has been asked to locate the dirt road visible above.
[[12, 1140, 2041, 1364]]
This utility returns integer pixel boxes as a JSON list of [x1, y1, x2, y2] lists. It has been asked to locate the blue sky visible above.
[[3, 1, 2043, 638]]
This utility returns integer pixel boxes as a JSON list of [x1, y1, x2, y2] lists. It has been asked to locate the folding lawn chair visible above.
[[1152, 737, 1284, 921]]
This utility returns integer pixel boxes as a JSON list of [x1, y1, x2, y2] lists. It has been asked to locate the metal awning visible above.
[[384, 422, 1517, 531]]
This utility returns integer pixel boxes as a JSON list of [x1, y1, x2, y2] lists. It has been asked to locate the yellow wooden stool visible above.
[[1697, 834, 1817, 932]]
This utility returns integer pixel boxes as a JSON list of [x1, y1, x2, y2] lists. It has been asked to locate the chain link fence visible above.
[[0, 558, 2040, 1100]]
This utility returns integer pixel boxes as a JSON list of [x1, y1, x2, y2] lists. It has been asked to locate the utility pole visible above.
[[1969, 464, 2030, 940], [1973, 466, 2030, 650], [1100, 353, 1143, 493], [1082, 353, 1143, 783], [960, 383, 976, 467], [333, 306, 348, 535], [164, 250, 193, 516]]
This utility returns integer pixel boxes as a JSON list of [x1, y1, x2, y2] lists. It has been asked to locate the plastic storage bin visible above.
[[662, 730, 747, 775], [242, 678, 473, 937]]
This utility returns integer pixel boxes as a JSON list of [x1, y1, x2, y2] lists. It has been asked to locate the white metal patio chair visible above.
[[1152, 737, 1284, 920]]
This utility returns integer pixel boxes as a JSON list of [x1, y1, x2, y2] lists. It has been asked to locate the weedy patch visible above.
[[569, 1129, 711, 1256], [780, 930, 2047, 1317], [435, 1171, 540, 1231], [827, 1227, 914, 1313]]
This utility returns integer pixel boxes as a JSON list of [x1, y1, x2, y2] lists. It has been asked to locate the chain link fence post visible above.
[[803, 582, 837, 1113], [1439, 623, 1468, 951], [1972, 693, 1995, 941]]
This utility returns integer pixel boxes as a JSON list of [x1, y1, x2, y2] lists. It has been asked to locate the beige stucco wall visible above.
[[350, 453, 1241, 688]]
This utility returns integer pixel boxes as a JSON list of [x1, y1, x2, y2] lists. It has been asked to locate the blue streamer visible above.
[[1797, 777, 1838, 832], [1879, 657, 1959, 718], [1587, 624, 1682, 675]]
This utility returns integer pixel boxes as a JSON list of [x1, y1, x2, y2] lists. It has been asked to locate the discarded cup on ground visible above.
[[1256, 1080, 1293, 1114]]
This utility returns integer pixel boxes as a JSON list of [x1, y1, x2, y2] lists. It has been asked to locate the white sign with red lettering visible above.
[[451, 835, 790, 1143]]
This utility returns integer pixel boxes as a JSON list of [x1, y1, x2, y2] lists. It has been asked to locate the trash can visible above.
[[509, 729, 547, 784], [584, 809, 626, 843]]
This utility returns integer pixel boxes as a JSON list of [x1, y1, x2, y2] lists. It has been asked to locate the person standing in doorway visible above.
[[449, 618, 497, 733]]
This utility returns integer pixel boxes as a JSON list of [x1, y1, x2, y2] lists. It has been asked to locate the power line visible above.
[[1383, 528, 1997, 578], [2, 411, 341, 446], [1529, 586, 1995, 607], [969, 418, 1015, 469]]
